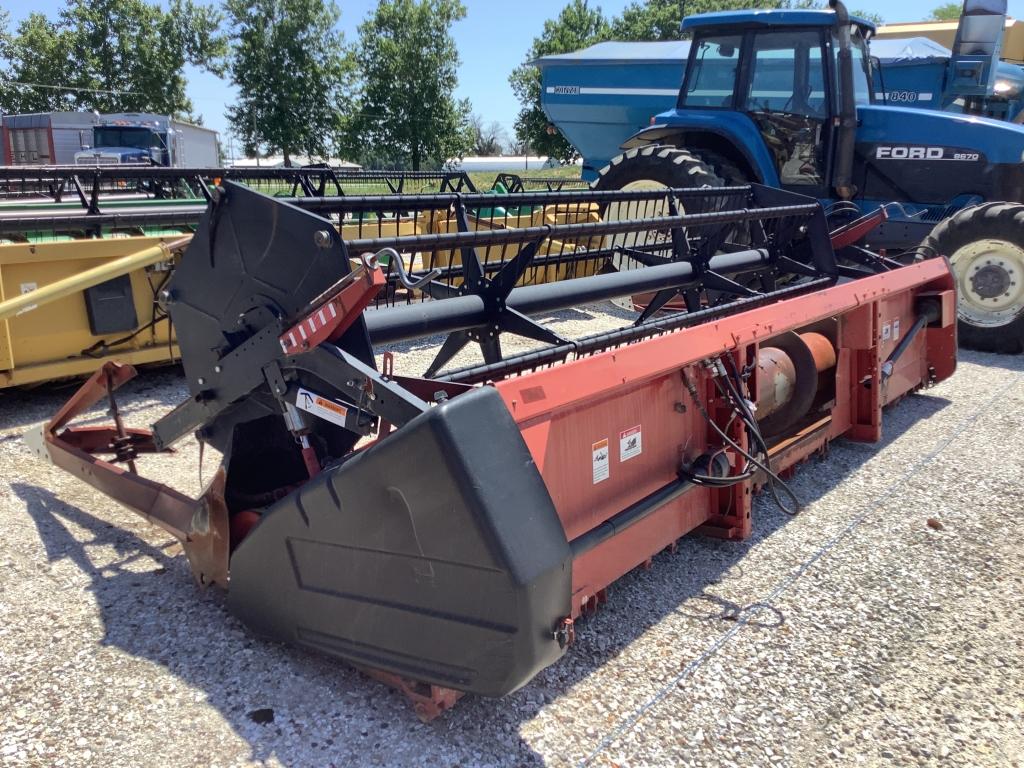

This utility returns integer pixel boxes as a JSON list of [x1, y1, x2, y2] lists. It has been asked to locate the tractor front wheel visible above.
[[923, 203, 1024, 353]]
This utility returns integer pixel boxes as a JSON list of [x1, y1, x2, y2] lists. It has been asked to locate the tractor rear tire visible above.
[[593, 145, 725, 191], [592, 146, 753, 311], [688, 149, 750, 187], [591, 146, 726, 310], [923, 203, 1024, 354]]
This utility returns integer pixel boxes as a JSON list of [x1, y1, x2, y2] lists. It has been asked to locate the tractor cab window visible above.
[[746, 31, 827, 117], [681, 34, 742, 108], [745, 30, 828, 188]]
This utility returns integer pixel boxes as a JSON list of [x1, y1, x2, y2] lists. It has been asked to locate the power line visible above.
[[1, 79, 142, 96], [5, 79, 521, 131]]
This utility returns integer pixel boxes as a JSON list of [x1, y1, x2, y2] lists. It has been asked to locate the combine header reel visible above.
[[28, 181, 956, 719]]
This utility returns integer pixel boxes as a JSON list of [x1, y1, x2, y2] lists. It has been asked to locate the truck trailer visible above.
[[1, 112, 98, 165]]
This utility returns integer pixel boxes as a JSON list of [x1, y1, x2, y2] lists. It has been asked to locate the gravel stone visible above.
[[1, 305, 1023, 767]]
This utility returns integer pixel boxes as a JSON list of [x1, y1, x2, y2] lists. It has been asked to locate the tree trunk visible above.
[[411, 142, 420, 171], [283, 149, 291, 168]]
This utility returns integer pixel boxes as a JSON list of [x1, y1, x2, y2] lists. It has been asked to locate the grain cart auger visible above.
[[27, 181, 956, 720]]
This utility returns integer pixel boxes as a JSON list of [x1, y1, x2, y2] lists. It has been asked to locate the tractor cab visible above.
[[680, 10, 873, 195], [620, 3, 1024, 212], [628, 8, 876, 200]]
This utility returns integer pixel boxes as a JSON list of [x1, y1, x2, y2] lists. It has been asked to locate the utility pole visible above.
[[252, 111, 259, 167]]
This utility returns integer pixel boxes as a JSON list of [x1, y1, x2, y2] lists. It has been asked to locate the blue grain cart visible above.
[[871, 36, 1024, 121], [535, 41, 688, 180]]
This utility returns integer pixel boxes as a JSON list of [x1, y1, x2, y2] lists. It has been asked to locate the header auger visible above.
[[27, 181, 956, 720]]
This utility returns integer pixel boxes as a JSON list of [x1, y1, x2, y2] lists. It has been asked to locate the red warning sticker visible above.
[[619, 425, 642, 462]]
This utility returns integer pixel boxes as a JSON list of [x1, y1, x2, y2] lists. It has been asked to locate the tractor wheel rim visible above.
[[603, 179, 673, 274], [950, 238, 1024, 327]]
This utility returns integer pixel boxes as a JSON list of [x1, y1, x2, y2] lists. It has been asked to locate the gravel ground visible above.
[[1, 303, 1022, 768]]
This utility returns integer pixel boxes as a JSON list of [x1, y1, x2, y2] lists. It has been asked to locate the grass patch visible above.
[[233, 166, 588, 197], [466, 165, 584, 191]]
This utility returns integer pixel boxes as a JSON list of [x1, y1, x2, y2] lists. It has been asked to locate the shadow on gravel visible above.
[[0, 366, 187, 432], [11, 389, 952, 767], [957, 348, 1024, 374]]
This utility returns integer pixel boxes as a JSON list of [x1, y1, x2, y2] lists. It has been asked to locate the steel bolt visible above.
[[214, 365, 222, 373], [314, 230, 333, 249], [197, 377, 205, 386]]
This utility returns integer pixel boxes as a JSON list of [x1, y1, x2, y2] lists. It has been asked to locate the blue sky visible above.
[[7, 0, 1024, 154]]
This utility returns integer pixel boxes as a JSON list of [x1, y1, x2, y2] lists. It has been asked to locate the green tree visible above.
[[610, 0, 779, 41], [347, 0, 472, 170], [509, 0, 611, 163], [0, 12, 75, 112], [226, 0, 354, 165], [850, 8, 884, 24], [0, 0, 226, 117], [930, 3, 962, 20]]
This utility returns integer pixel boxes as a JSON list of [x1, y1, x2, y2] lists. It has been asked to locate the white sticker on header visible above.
[[592, 438, 609, 484], [893, 318, 901, 340], [17, 282, 38, 315], [619, 425, 642, 462], [882, 322, 892, 342], [296, 387, 349, 428]]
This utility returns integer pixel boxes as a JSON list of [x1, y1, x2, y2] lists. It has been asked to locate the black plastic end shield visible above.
[[227, 386, 572, 697]]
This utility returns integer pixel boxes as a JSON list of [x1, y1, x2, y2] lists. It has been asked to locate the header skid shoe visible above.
[[28, 181, 957, 717]]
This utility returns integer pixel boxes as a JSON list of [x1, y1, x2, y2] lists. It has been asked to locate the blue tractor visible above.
[[586, 1, 1024, 352]]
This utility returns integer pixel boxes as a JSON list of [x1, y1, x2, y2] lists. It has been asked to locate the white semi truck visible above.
[[74, 113, 219, 167]]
